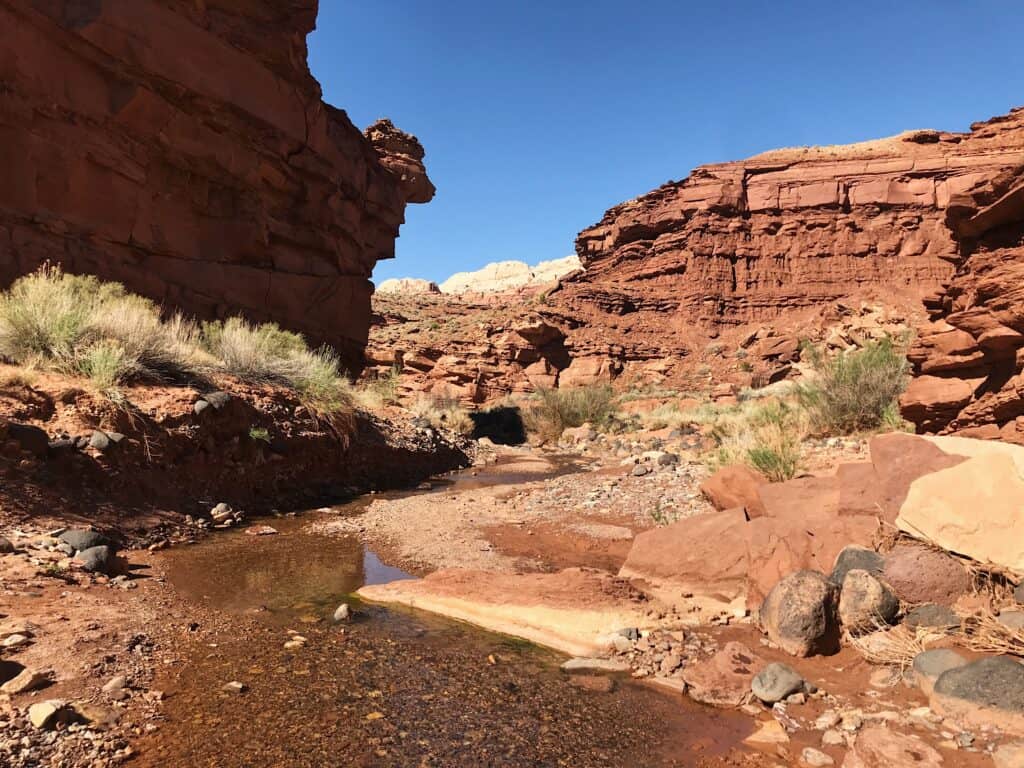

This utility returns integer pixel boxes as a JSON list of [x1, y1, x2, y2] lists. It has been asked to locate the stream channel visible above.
[[134, 459, 752, 767]]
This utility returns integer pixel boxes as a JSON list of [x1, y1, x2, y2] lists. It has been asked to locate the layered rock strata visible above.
[[0, 0, 431, 371], [900, 109, 1024, 437], [562, 109, 1024, 382]]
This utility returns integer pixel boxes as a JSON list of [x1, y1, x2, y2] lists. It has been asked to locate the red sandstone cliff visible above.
[[900, 109, 1024, 439], [0, 0, 432, 371], [561, 113, 1024, 371]]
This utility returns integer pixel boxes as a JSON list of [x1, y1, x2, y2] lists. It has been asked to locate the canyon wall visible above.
[[0, 0, 432, 371], [900, 109, 1024, 439], [561, 112, 1024, 369]]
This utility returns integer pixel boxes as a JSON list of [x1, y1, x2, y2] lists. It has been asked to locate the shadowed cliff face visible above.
[[0, 0, 432, 372]]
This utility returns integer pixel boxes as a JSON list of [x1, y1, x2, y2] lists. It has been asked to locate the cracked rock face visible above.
[[0, 0, 431, 373]]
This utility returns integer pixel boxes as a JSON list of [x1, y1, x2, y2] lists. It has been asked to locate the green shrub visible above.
[[714, 400, 805, 482], [522, 385, 616, 440], [797, 337, 910, 434], [410, 395, 474, 436], [0, 265, 201, 390]]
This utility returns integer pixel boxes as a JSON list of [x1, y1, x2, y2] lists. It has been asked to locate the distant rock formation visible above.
[[377, 278, 440, 295], [0, 0, 432, 372], [437, 256, 581, 294]]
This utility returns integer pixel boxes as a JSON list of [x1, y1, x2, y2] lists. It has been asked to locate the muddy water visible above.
[[137, 466, 753, 768]]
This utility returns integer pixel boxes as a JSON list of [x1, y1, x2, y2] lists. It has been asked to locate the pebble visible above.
[[0, 667, 50, 694], [800, 747, 834, 767], [333, 604, 352, 622], [2, 633, 31, 649], [222, 681, 247, 694], [821, 729, 845, 746], [27, 700, 66, 730]]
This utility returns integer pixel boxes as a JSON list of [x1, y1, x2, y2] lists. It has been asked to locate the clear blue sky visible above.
[[308, 2, 1024, 285]]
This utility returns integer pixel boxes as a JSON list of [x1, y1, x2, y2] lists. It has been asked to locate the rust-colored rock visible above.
[[0, 1, 432, 372], [899, 109, 1024, 436], [699, 464, 768, 518]]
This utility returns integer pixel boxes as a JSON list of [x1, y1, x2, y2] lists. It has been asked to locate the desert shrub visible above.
[[714, 400, 806, 482], [797, 337, 909, 434], [355, 366, 402, 411], [521, 385, 616, 440], [410, 395, 474, 436], [0, 265, 201, 390]]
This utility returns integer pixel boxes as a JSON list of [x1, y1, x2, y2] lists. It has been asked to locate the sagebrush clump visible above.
[[0, 266, 355, 419], [797, 336, 910, 434], [521, 385, 617, 441]]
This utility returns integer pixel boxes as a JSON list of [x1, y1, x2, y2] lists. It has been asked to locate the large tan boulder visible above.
[[897, 452, 1024, 571], [868, 433, 966, 521], [699, 465, 767, 517]]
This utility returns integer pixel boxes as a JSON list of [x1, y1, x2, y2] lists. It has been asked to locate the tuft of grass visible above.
[[797, 337, 910, 435], [410, 395, 474, 436], [249, 426, 271, 444], [521, 385, 617, 441], [0, 265, 202, 391], [200, 317, 354, 419], [713, 400, 806, 482], [355, 366, 402, 411]]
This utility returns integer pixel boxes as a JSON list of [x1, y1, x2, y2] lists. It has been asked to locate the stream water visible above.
[[135, 462, 752, 767]]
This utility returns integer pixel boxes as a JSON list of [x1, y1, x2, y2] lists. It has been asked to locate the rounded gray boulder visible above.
[[760, 570, 840, 657], [751, 662, 805, 704], [838, 569, 899, 634]]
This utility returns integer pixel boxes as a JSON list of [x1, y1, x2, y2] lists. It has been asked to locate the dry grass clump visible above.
[[410, 395, 474, 437], [355, 366, 402, 411], [797, 336, 910, 434], [521, 385, 616, 441], [713, 400, 807, 482], [846, 621, 950, 670], [0, 265, 202, 393], [0, 266, 356, 421], [961, 612, 1024, 657]]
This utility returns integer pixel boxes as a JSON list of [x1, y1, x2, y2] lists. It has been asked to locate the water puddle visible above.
[[137, 474, 753, 767]]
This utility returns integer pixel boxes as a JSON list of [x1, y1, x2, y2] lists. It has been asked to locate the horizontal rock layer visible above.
[[562, 109, 1024, 398], [0, 0, 431, 371]]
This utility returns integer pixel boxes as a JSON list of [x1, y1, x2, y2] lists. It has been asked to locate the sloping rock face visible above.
[[562, 110, 1024, 377], [901, 109, 1024, 438], [0, 0, 432, 372]]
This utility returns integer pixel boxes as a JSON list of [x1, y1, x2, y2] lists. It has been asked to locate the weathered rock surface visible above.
[[931, 656, 1024, 734], [830, 546, 884, 586], [681, 641, 762, 708], [0, 0, 432, 372], [699, 465, 768, 517], [566, 110, 1024, 377], [439, 256, 581, 295], [751, 662, 805, 704], [838, 569, 898, 635], [897, 451, 1024, 571], [900, 109, 1024, 437], [841, 726, 943, 768], [759, 570, 840, 657]]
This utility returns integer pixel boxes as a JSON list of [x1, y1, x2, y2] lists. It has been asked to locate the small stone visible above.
[[904, 603, 960, 630], [831, 545, 885, 586], [222, 681, 247, 694], [193, 399, 210, 415], [245, 525, 278, 536], [1, 668, 50, 694], [57, 529, 109, 553], [27, 700, 66, 730], [0, 536, 14, 554], [844, 726, 942, 768], [631, 464, 651, 477], [1015, 582, 1024, 604], [102, 675, 127, 694], [821, 729, 845, 746], [839, 569, 899, 634], [333, 604, 352, 623], [800, 747, 834, 767], [787, 692, 806, 705], [2, 633, 31, 649], [203, 391, 231, 409], [815, 711, 841, 730], [912, 649, 968, 697], [75, 545, 114, 574], [743, 719, 790, 749], [751, 662, 805, 704], [610, 634, 632, 653]]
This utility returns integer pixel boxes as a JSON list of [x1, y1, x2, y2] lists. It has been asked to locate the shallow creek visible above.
[[135, 460, 754, 767]]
